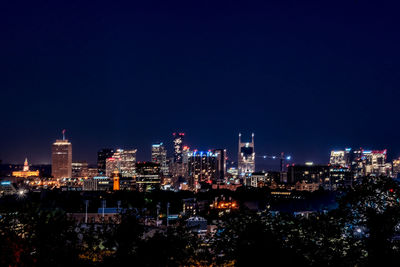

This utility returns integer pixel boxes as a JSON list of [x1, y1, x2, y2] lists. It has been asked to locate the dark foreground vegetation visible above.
[[1, 176, 400, 266]]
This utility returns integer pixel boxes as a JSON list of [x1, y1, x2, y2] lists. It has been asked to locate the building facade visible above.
[[97, 148, 114, 175], [393, 158, 400, 178], [214, 149, 226, 182], [329, 149, 351, 167], [135, 162, 161, 191], [106, 149, 137, 178], [72, 161, 89, 178], [287, 164, 329, 184], [187, 151, 218, 189], [12, 158, 39, 178], [151, 142, 168, 176], [173, 132, 185, 163], [238, 133, 255, 177], [52, 138, 72, 179]]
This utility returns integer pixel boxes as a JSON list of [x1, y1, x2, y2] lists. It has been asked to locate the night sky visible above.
[[1, 1, 400, 167]]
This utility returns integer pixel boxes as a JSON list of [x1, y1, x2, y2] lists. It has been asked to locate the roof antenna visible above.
[[62, 129, 66, 140]]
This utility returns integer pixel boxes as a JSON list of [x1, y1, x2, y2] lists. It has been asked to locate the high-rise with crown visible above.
[[238, 133, 255, 177], [173, 132, 185, 163], [51, 130, 72, 179]]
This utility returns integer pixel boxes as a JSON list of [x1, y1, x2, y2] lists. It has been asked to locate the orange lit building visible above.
[[12, 158, 39, 178], [113, 170, 120, 190], [210, 199, 239, 210]]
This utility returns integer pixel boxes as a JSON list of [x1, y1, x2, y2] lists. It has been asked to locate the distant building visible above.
[[52, 136, 72, 179], [329, 149, 351, 167], [106, 149, 137, 178], [238, 133, 255, 177], [171, 144, 189, 181], [245, 172, 268, 188], [287, 164, 329, 184], [87, 167, 98, 179], [186, 216, 207, 234], [151, 142, 168, 175], [333, 148, 391, 178], [83, 176, 112, 191], [0, 180, 18, 195], [97, 149, 114, 175], [135, 162, 161, 191], [72, 161, 88, 178], [82, 179, 98, 191], [328, 166, 353, 189], [214, 149, 226, 182], [112, 170, 120, 190], [357, 149, 390, 177], [12, 158, 39, 178], [187, 150, 218, 189], [173, 132, 185, 163], [295, 181, 320, 192], [393, 158, 400, 178]]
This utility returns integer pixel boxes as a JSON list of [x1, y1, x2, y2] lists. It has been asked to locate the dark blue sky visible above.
[[1, 0, 400, 166]]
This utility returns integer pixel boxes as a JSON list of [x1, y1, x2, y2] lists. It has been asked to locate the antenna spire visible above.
[[62, 129, 66, 140]]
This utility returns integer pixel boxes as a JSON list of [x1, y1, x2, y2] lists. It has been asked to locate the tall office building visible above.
[[106, 149, 137, 178], [173, 132, 185, 163], [238, 133, 255, 177], [97, 148, 114, 175], [362, 149, 390, 176], [52, 134, 72, 179], [136, 162, 161, 191], [151, 142, 168, 175], [188, 150, 218, 189], [329, 148, 351, 167], [72, 161, 89, 178], [214, 149, 226, 181]]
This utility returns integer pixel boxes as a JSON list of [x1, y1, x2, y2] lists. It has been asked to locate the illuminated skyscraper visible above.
[[97, 148, 114, 175], [72, 161, 89, 178], [330, 148, 391, 178], [173, 132, 185, 163], [361, 149, 390, 176], [136, 162, 161, 191], [238, 133, 255, 177], [106, 149, 137, 177], [51, 132, 72, 179], [151, 142, 168, 175], [188, 150, 218, 189], [329, 148, 351, 167]]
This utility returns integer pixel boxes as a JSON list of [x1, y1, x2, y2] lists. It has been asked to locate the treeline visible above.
[[1, 176, 400, 266]]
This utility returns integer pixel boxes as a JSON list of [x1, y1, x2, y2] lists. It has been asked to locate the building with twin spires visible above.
[[238, 133, 255, 177]]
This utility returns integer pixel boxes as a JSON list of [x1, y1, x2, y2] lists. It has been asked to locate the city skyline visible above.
[[1, 130, 399, 168], [3, 2, 400, 265]]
